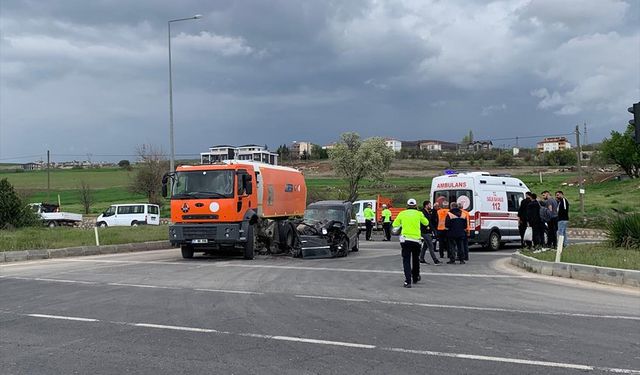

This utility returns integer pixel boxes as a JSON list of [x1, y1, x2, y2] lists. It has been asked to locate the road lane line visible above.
[[36, 258, 532, 278], [295, 295, 369, 303], [4, 276, 638, 321], [14, 311, 640, 374], [383, 347, 594, 371], [271, 335, 376, 349], [295, 295, 640, 321], [221, 264, 531, 278], [133, 323, 218, 333], [27, 314, 99, 322], [107, 283, 181, 290], [33, 278, 98, 285], [194, 288, 264, 295]]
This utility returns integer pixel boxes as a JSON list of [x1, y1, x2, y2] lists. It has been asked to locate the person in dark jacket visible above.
[[445, 202, 467, 264], [517, 192, 532, 247], [526, 193, 545, 249], [419, 201, 441, 265], [556, 191, 570, 248]]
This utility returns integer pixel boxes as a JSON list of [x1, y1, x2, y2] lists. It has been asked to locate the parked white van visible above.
[[96, 204, 160, 227], [430, 172, 529, 250], [352, 199, 377, 229]]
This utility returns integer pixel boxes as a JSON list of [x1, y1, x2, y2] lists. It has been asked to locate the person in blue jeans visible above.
[[556, 191, 570, 247]]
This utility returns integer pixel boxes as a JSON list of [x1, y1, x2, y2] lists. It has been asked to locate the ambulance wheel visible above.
[[244, 225, 255, 260], [181, 245, 194, 259], [487, 230, 501, 251]]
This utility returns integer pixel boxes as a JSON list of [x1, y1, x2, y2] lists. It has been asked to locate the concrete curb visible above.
[[0, 241, 175, 263], [511, 252, 640, 288]]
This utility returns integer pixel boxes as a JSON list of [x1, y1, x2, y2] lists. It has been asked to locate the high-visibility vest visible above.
[[461, 209, 471, 233], [437, 208, 449, 231], [392, 209, 429, 241]]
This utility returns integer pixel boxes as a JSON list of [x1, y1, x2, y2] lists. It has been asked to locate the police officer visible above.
[[392, 198, 430, 288], [381, 204, 392, 241], [364, 203, 375, 241]]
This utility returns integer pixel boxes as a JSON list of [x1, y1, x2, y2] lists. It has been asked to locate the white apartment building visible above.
[[200, 144, 278, 165], [385, 138, 402, 152], [537, 137, 572, 153]]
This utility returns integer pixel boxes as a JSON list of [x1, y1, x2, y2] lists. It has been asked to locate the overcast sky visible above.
[[1, 0, 639, 163]]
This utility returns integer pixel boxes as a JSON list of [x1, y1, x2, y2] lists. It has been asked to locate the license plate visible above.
[[192, 239, 208, 244]]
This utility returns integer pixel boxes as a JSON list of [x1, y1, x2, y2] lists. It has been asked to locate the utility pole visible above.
[[583, 123, 588, 146], [575, 125, 585, 216], [47, 150, 51, 203]]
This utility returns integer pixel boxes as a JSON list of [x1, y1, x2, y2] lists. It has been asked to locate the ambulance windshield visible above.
[[433, 190, 473, 210]]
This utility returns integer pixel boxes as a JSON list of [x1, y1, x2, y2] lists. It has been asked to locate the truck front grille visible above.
[[183, 226, 218, 238]]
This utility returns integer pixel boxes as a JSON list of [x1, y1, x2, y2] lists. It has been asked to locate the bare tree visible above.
[[129, 145, 168, 205], [78, 180, 94, 214]]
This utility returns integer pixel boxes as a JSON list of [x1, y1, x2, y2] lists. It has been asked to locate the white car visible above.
[[96, 204, 160, 227]]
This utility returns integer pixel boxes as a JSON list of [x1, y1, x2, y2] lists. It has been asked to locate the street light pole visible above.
[[168, 14, 202, 173]]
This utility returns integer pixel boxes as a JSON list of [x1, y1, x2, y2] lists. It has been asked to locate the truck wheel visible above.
[[131, 221, 139, 227], [97, 221, 107, 228], [244, 225, 255, 260], [181, 245, 194, 259], [47, 221, 57, 228], [351, 235, 359, 252], [487, 230, 501, 251]]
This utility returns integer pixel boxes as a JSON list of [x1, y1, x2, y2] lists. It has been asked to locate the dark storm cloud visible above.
[[0, 0, 638, 162]]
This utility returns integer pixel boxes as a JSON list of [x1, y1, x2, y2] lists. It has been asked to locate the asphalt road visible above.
[[1, 240, 639, 375]]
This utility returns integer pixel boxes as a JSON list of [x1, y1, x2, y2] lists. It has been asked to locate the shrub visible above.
[[0, 178, 39, 229], [606, 213, 640, 249]]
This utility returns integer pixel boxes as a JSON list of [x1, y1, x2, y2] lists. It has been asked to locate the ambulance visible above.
[[430, 172, 529, 251]]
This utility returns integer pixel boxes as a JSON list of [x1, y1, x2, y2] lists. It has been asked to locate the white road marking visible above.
[[295, 295, 369, 303], [194, 288, 263, 295], [133, 323, 218, 333], [107, 283, 180, 290], [35, 258, 532, 278], [34, 278, 98, 285], [15, 311, 640, 374], [27, 314, 99, 322], [295, 295, 640, 321], [271, 335, 376, 349], [4, 276, 638, 321], [222, 264, 531, 278]]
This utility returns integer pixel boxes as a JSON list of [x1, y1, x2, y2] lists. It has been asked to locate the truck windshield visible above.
[[433, 189, 473, 211], [172, 170, 234, 199]]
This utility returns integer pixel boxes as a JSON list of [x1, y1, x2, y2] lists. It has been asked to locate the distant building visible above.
[[200, 144, 278, 165], [22, 162, 42, 171], [419, 141, 443, 152], [322, 143, 336, 150], [384, 138, 402, 152], [537, 137, 572, 153], [460, 140, 493, 153], [291, 141, 312, 157]]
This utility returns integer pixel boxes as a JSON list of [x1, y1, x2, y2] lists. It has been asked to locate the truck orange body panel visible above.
[[171, 162, 306, 224]]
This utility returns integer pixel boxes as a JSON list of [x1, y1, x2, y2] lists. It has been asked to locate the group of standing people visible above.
[[517, 190, 570, 250], [391, 199, 471, 288]]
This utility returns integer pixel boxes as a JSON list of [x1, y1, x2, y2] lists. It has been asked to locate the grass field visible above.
[[2, 163, 638, 228], [521, 244, 639, 271], [0, 225, 168, 251]]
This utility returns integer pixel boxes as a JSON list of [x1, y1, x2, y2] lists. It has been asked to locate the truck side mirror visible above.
[[161, 183, 168, 198]]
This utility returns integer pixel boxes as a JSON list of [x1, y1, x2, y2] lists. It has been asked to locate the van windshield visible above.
[[433, 190, 473, 211], [172, 170, 234, 199]]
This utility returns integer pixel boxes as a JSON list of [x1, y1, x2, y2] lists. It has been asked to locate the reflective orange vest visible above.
[[437, 208, 449, 231], [461, 209, 471, 234]]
